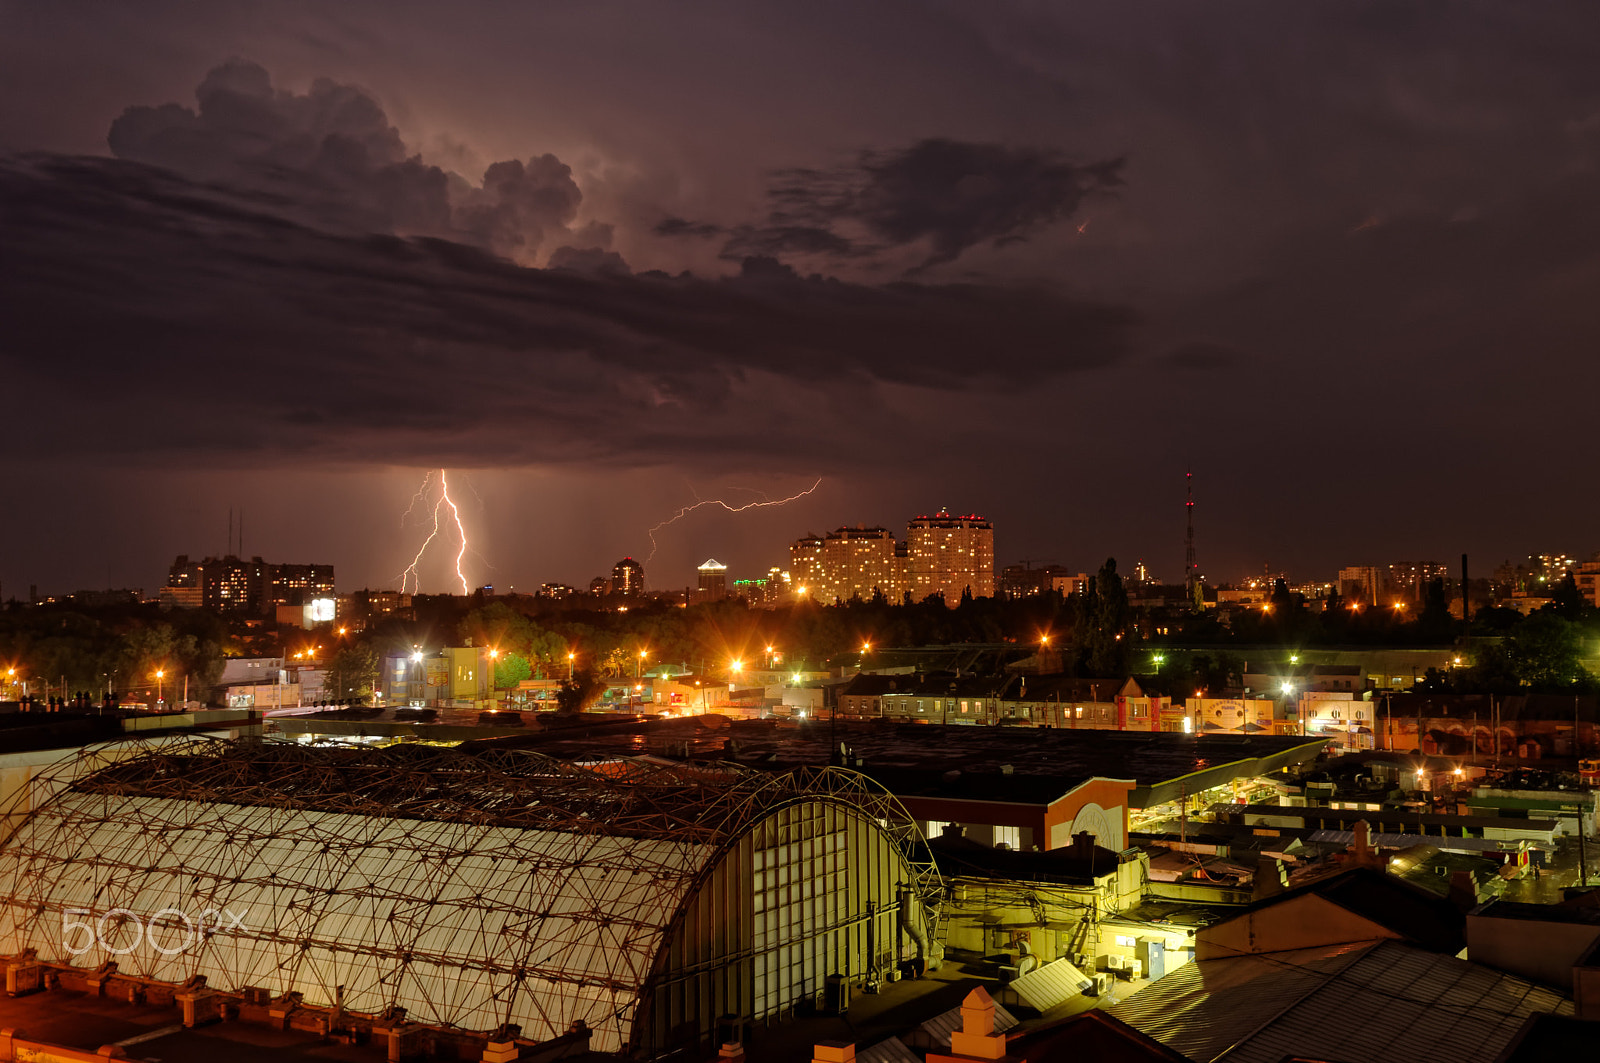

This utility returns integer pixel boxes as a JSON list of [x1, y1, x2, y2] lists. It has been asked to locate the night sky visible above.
[[5, 2, 1600, 598]]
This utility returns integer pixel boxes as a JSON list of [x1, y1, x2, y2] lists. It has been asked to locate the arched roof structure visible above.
[[0, 739, 933, 1055]]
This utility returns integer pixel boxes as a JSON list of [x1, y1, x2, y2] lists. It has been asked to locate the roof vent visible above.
[[1000, 764, 1014, 775]]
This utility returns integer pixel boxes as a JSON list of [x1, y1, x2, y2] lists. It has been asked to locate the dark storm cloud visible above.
[[0, 153, 1135, 467], [662, 139, 1123, 273], [1163, 341, 1244, 371], [107, 60, 592, 264]]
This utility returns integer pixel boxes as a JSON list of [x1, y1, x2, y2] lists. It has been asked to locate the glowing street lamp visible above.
[[155, 668, 165, 706], [637, 649, 648, 680], [567, 651, 576, 681]]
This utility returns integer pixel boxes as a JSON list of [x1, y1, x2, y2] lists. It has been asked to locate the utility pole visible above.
[[1185, 469, 1201, 611], [1577, 697, 1588, 887]]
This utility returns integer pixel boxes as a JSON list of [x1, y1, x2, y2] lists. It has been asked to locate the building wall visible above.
[[1466, 912, 1600, 990], [1046, 778, 1134, 851]]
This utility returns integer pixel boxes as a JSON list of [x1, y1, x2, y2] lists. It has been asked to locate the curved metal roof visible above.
[[0, 738, 924, 1053]]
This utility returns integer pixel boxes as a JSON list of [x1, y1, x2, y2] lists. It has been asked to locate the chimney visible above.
[[1353, 819, 1371, 861], [947, 987, 1010, 1060], [813, 1041, 855, 1063], [1072, 830, 1096, 858], [1447, 870, 1480, 912]]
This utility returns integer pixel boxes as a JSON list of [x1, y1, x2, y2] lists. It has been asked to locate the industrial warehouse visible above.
[[0, 739, 937, 1058]]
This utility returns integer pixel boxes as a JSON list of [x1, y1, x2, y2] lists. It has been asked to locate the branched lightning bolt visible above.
[[401, 470, 435, 526], [439, 470, 470, 595], [399, 469, 472, 595], [646, 477, 824, 562]]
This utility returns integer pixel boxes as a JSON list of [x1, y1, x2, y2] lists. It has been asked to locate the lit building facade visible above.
[[1337, 565, 1380, 606], [786, 526, 907, 605], [1386, 561, 1448, 602], [788, 536, 824, 595], [697, 559, 728, 602], [163, 555, 334, 615], [908, 509, 994, 605], [611, 557, 645, 597]]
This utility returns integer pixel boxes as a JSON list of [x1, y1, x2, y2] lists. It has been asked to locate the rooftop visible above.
[[1229, 865, 1469, 954], [473, 718, 1327, 808], [1109, 939, 1572, 1063]]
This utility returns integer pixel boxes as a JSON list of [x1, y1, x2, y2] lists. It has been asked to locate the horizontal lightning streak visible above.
[[646, 477, 823, 562]]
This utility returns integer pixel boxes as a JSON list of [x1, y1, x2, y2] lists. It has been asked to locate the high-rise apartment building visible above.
[[908, 509, 994, 605], [1385, 561, 1449, 602], [788, 511, 995, 608], [788, 536, 825, 596], [268, 562, 335, 607], [1337, 566, 1380, 606], [789, 526, 907, 605], [611, 557, 646, 597], [162, 555, 332, 614], [697, 559, 728, 603]]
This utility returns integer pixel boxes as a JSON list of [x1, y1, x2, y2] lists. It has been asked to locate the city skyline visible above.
[[9, 475, 1600, 602]]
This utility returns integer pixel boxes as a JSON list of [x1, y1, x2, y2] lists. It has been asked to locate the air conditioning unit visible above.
[[1087, 973, 1111, 997]]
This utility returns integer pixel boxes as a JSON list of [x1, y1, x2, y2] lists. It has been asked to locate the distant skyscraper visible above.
[[907, 509, 994, 605], [611, 557, 645, 597], [1338, 566, 1380, 606], [697, 559, 728, 602]]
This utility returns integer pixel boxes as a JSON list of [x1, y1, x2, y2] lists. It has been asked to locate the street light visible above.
[[155, 669, 165, 706], [567, 651, 576, 681], [637, 649, 648, 680]]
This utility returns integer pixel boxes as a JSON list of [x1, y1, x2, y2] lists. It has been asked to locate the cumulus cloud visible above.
[[106, 60, 596, 264], [662, 138, 1123, 273], [0, 154, 1136, 468]]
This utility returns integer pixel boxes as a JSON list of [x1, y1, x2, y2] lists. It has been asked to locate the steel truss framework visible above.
[[0, 739, 936, 1055]]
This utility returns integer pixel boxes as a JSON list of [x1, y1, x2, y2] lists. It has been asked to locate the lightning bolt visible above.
[[398, 469, 472, 595], [646, 477, 823, 562], [439, 469, 470, 595]]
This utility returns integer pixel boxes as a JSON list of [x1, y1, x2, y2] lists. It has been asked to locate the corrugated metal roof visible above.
[[1109, 939, 1573, 1063], [904, 997, 1019, 1050], [0, 791, 705, 1047], [856, 1036, 921, 1063], [1009, 958, 1094, 1012]]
